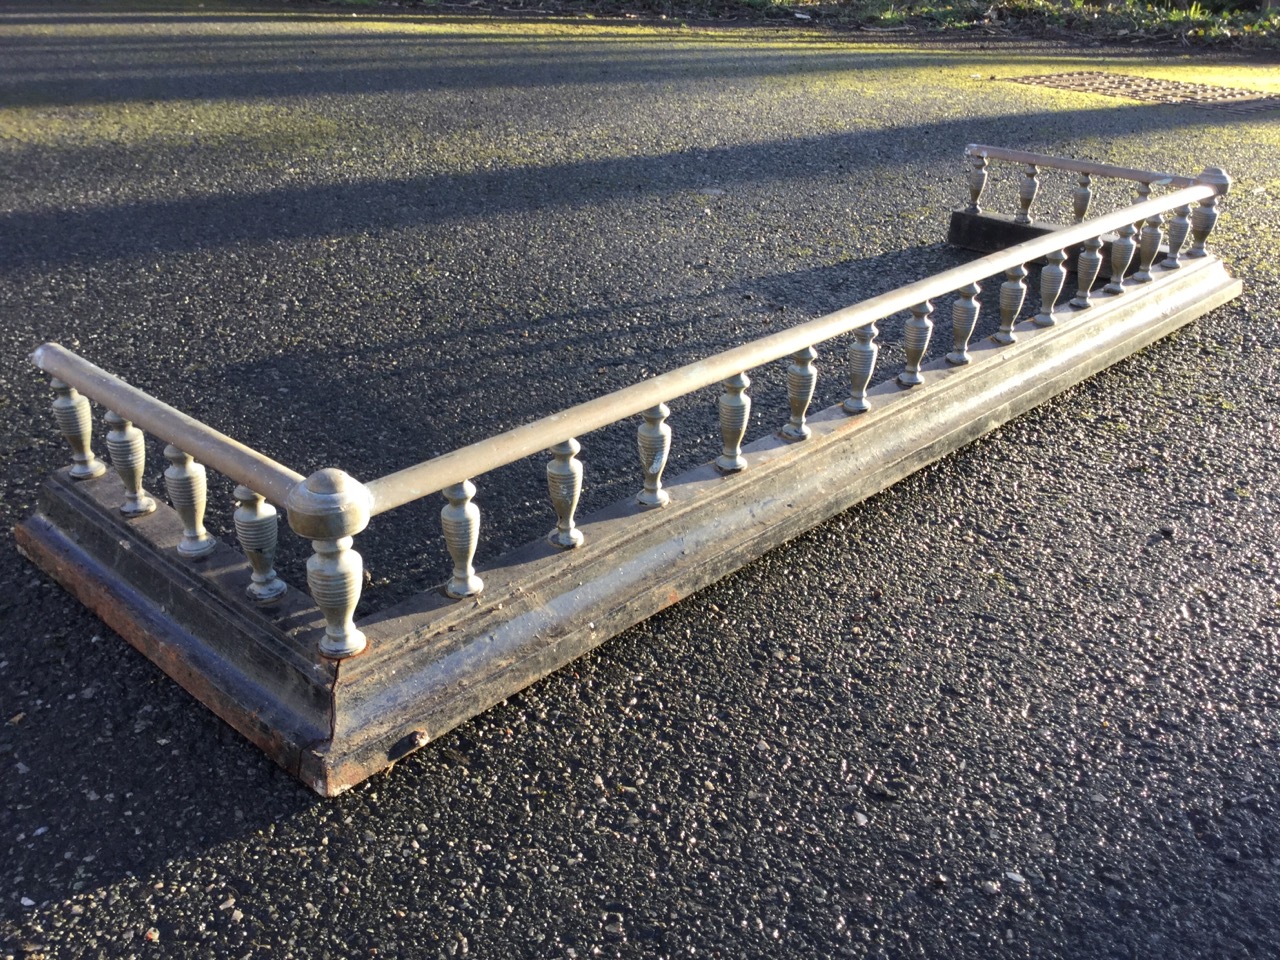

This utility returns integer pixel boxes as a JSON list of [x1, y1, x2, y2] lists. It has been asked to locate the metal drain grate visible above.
[[1007, 71, 1280, 115]]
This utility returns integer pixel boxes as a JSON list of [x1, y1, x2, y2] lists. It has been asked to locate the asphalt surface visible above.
[[3, 3, 1280, 958]]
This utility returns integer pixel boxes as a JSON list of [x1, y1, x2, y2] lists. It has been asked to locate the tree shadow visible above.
[[0, 100, 1242, 273], [2, 4, 1264, 109]]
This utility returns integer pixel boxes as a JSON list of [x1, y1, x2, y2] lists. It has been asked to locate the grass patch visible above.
[[307, 0, 1280, 50], [0, 100, 348, 153]]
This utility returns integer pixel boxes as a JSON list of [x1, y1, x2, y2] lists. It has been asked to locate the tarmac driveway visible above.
[[2, 3, 1279, 957]]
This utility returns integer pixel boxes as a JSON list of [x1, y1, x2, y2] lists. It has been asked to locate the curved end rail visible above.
[[963, 144, 1196, 188], [31, 342, 305, 507]]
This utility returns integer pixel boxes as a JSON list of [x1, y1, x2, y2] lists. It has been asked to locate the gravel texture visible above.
[[2, 3, 1279, 958]]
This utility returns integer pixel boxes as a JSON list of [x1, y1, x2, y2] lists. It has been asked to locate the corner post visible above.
[[286, 469, 373, 659]]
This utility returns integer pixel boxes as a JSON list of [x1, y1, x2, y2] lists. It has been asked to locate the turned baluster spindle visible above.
[[898, 302, 934, 387], [1163, 205, 1191, 270], [1104, 223, 1138, 295], [1133, 212, 1165, 283], [781, 347, 818, 441], [104, 410, 156, 516], [1070, 236, 1104, 309], [50, 378, 106, 480], [1015, 164, 1039, 225], [1189, 196, 1219, 258], [947, 283, 981, 365], [1131, 182, 1152, 242], [163, 444, 216, 558], [1190, 166, 1231, 258], [637, 403, 672, 508], [233, 485, 286, 602], [441, 479, 483, 597], [286, 469, 371, 659], [967, 152, 988, 214], [1033, 250, 1068, 327], [1064, 234, 1105, 305], [715, 372, 751, 473], [843, 322, 879, 414], [995, 265, 1027, 345], [1071, 173, 1092, 224], [547, 438, 584, 548]]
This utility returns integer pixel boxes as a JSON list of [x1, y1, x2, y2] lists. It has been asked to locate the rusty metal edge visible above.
[[14, 477, 334, 786]]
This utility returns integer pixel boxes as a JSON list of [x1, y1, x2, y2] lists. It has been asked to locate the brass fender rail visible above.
[[27, 168, 1228, 666], [964, 143, 1196, 188], [363, 180, 1220, 516]]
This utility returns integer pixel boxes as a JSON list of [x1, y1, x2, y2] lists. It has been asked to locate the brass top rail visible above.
[[965, 144, 1196, 188], [31, 343, 305, 507], [365, 182, 1217, 516]]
